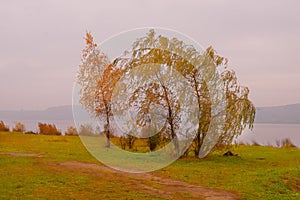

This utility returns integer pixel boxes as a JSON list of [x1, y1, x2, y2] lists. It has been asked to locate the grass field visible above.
[[0, 132, 299, 199]]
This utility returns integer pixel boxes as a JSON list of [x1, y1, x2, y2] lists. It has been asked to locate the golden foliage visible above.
[[77, 30, 256, 154], [38, 123, 61, 135], [0, 120, 10, 132], [77, 32, 109, 116]]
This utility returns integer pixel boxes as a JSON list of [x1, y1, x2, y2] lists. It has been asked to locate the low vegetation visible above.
[[65, 126, 78, 136], [38, 123, 61, 135], [0, 120, 10, 132], [12, 122, 25, 133]]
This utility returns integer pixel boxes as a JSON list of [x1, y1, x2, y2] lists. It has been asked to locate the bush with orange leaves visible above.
[[0, 120, 10, 132], [38, 123, 61, 135]]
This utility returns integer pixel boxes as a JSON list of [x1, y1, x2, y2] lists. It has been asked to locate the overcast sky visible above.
[[0, 0, 299, 110]]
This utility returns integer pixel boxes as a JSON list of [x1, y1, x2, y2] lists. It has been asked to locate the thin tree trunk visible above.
[[105, 105, 110, 148], [161, 84, 179, 155], [193, 75, 204, 157]]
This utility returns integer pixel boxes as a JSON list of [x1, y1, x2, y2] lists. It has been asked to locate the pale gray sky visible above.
[[0, 0, 299, 110]]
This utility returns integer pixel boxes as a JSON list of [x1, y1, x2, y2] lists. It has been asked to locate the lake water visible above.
[[237, 123, 300, 147], [4, 120, 75, 134], [4, 120, 300, 147]]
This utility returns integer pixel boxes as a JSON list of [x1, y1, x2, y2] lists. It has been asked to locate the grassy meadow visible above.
[[0, 131, 299, 199]]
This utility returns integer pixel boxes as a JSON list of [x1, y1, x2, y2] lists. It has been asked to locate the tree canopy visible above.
[[77, 30, 255, 157]]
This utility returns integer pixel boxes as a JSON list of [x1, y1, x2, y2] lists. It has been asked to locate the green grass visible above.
[[157, 146, 300, 199], [0, 132, 299, 199], [0, 132, 166, 200]]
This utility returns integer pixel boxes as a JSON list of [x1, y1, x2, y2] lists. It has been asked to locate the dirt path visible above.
[[56, 161, 241, 200], [0, 152, 43, 157]]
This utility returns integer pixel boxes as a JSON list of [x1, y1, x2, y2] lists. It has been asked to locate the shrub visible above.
[[24, 131, 37, 135], [148, 134, 160, 151], [65, 126, 78, 136], [38, 123, 61, 135], [251, 140, 261, 146], [276, 138, 297, 148], [0, 120, 10, 132], [13, 122, 25, 132], [119, 136, 127, 150], [78, 124, 94, 135], [118, 134, 137, 150]]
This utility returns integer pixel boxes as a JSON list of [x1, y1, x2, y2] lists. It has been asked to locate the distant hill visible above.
[[0, 105, 73, 120], [255, 103, 300, 124], [0, 103, 300, 124]]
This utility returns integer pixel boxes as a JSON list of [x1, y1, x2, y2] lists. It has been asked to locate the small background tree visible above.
[[65, 126, 78, 136], [77, 32, 122, 147], [78, 124, 94, 136], [13, 122, 25, 132]]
